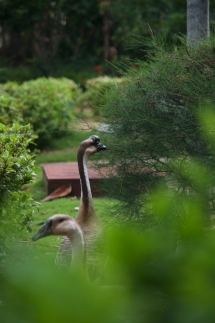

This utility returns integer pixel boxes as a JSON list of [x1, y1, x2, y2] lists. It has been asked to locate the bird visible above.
[[32, 135, 107, 281]]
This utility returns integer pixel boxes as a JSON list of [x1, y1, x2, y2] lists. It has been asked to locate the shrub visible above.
[[0, 123, 37, 257], [75, 76, 126, 116], [0, 88, 24, 125], [0, 78, 81, 148], [1, 162, 215, 323], [99, 38, 215, 219]]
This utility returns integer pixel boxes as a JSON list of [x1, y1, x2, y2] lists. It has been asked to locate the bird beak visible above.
[[97, 142, 107, 152], [32, 219, 53, 241]]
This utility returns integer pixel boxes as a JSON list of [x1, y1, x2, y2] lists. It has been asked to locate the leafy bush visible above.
[[1, 149, 215, 323], [0, 123, 37, 257], [99, 38, 215, 218], [0, 78, 80, 148], [75, 76, 126, 116], [1, 111, 215, 322], [0, 89, 24, 125]]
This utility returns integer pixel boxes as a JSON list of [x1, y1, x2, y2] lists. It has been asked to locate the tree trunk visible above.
[[187, 0, 210, 46]]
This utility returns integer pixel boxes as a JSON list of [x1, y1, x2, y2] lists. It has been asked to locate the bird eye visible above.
[[58, 218, 65, 223]]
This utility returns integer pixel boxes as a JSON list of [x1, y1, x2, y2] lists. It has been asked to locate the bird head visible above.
[[83, 135, 107, 156], [32, 214, 79, 241]]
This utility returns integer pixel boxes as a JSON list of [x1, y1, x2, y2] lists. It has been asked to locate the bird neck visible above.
[[67, 224, 85, 270], [76, 147, 97, 224]]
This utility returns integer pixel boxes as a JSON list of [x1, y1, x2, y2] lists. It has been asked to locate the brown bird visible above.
[[32, 135, 107, 281]]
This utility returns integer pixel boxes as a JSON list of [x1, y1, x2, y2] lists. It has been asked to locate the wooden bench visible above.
[[42, 162, 106, 197]]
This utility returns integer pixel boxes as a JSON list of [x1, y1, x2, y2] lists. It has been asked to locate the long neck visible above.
[[68, 224, 85, 270], [76, 146, 97, 224], [79, 149, 92, 204]]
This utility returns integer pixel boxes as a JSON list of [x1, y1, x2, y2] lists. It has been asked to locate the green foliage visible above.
[[1, 158, 215, 322], [0, 65, 29, 84], [0, 88, 24, 125], [0, 123, 37, 253], [50, 64, 99, 85], [99, 37, 215, 218], [110, 0, 186, 51], [0, 0, 102, 65], [76, 76, 126, 116], [0, 0, 203, 69], [0, 78, 80, 148], [2, 0, 215, 86], [2, 112, 215, 321], [0, 63, 99, 84]]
